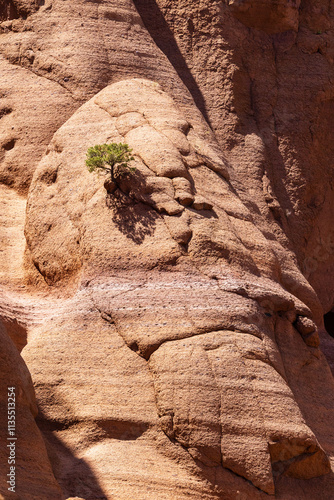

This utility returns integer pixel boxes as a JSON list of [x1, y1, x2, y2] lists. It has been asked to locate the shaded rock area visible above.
[[0, 0, 334, 499], [0, 318, 62, 499], [227, 0, 301, 34]]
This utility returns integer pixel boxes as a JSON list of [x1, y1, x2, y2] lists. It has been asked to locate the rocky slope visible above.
[[0, 0, 334, 499]]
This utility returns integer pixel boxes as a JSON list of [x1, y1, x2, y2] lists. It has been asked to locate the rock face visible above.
[[24, 79, 230, 284], [0, 320, 62, 499], [227, 0, 301, 34], [0, 0, 334, 499]]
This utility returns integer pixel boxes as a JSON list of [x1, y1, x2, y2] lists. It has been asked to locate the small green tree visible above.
[[86, 142, 135, 183]]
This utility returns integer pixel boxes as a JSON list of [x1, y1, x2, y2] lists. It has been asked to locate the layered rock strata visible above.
[[0, 0, 334, 499]]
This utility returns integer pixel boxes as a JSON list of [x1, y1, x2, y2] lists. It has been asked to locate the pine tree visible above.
[[86, 143, 135, 183]]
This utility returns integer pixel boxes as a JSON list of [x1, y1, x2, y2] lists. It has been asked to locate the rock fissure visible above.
[[0, 50, 79, 100]]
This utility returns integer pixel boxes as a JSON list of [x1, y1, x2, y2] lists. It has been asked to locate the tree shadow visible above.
[[106, 188, 158, 245], [132, 0, 211, 126]]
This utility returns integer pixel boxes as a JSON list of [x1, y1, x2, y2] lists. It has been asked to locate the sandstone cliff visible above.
[[0, 0, 334, 499]]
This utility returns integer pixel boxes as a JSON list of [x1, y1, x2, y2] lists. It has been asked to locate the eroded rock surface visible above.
[[0, 0, 334, 499], [0, 320, 62, 499]]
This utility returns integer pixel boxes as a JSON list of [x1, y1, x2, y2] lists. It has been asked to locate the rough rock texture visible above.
[[0, 318, 62, 499], [1, 0, 334, 499], [147, 0, 334, 312]]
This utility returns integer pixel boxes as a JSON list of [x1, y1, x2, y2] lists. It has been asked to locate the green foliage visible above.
[[86, 142, 135, 181]]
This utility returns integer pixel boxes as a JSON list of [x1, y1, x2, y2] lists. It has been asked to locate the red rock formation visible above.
[[0, 0, 334, 499]]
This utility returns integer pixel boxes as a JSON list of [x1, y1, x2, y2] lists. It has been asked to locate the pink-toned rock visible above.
[[172, 177, 194, 206], [103, 178, 117, 194], [164, 212, 192, 245], [295, 315, 317, 336], [295, 315, 320, 347], [0, 0, 334, 499], [227, 0, 301, 34], [0, 322, 61, 499], [192, 195, 213, 211]]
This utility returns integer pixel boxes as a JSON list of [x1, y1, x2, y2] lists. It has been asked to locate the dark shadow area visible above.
[[132, 0, 211, 126], [0, 0, 42, 20], [37, 413, 148, 442], [274, 469, 334, 500], [0, 106, 12, 118], [324, 310, 334, 338], [1, 317, 27, 352], [96, 419, 148, 440], [107, 189, 158, 244], [36, 409, 109, 500], [188, 206, 218, 220], [0, 0, 19, 21], [36, 406, 151, 499], [105, 168, 175, 244], [2, 138, 16, 151]]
